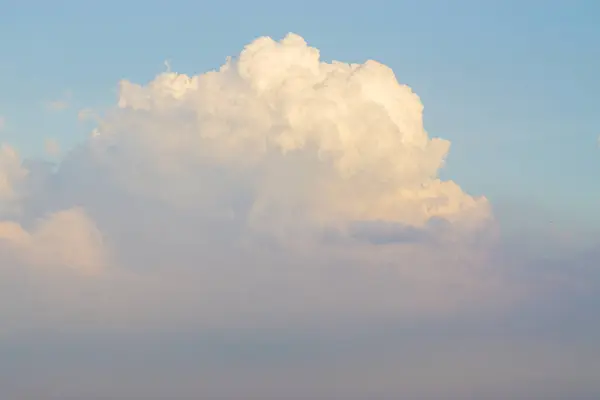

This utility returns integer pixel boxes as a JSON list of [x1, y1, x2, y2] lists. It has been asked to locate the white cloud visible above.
[[97, 33, 490, 235], [45, 90, 73, 111]]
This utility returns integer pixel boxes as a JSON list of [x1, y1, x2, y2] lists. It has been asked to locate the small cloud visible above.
[[164, 59, 172, 72], [0, 207, 108, 275], [47, 100, 69, 111], [45, 91, 73, 112]]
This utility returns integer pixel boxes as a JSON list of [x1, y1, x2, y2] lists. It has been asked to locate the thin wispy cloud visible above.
[[45, 90, 73, 111], [46, 100, 69, 111], [77, 107, 98, 122]]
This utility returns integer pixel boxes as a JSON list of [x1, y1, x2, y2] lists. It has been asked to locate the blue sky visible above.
[[1, 0, 599, 227]]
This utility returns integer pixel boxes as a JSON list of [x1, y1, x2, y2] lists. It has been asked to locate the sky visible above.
[[0, 1, 599, 399]]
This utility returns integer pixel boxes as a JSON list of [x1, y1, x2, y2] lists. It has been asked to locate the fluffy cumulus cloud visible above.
[[111, 34, 490, 231], [0, 34, 574, 335], [45, 90, 72, 111]]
